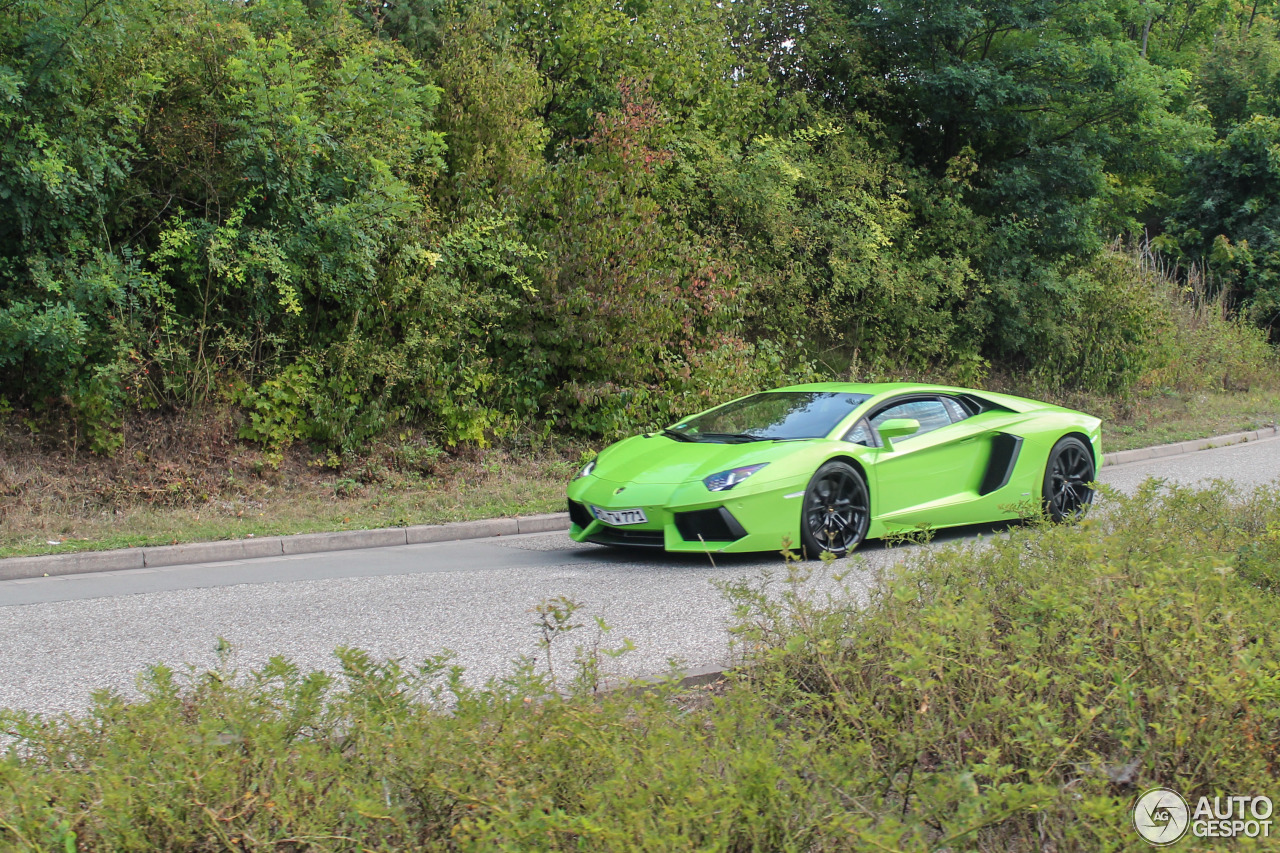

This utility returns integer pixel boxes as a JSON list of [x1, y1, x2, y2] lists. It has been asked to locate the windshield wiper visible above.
[[661, 428, 696, 442], [698, 432, 768, 443]]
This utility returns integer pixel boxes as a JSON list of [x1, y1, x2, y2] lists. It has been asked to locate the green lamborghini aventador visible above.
[[566, 382, 1102, 556]]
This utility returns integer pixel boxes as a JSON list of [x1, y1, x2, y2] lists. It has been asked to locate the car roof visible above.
[[771, 381, 953, 397], [768, 381, 1058, 416]]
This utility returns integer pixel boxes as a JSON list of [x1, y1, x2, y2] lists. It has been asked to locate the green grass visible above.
[[1099, 386, 1280, 452], [2, 482, 1278, 851]]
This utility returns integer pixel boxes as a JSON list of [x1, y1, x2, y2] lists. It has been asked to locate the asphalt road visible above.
[[2, 435, 1277, 717]]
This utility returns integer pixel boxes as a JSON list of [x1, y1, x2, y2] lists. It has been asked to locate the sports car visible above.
[[566, 382, 1101, 556]]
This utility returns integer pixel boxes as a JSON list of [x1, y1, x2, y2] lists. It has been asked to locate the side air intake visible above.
[[567, 500, 594, 529], [674, 508, 748, 542], [980, 433, 1023, 496]]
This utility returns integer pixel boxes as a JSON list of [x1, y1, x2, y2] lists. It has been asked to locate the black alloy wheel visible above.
[[800, 461, 870, 558], [1042, 436, 1096, 522]]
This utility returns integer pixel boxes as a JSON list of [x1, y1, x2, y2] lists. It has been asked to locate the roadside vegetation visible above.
[[0, 432, 578, 558], [1, 482, 1277, 851], [1, 245, 1276, 558], [3, 0, 1280, 452]]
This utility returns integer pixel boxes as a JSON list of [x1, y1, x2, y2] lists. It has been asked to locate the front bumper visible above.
[[566, 474, 805, 553]]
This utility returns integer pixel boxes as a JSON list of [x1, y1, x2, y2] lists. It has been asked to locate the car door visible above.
[[859, 395, 994, 526]]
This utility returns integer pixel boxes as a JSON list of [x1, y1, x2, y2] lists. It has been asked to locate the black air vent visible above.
[[567, 500, 594, 529], [587, 528, 667, 548], [674, 507, 748, 542], [979, 433, 1023, 496]]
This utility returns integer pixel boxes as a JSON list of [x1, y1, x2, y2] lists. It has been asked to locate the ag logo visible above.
[[1133, 787, 1191, 846]]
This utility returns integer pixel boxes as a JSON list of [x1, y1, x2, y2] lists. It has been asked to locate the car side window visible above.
[[843, 418, 875, 446], [941, 397, 969, 423], [868, 398, 952, 442]]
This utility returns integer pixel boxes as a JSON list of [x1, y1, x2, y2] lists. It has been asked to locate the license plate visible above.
[[592, 506, 648, 526]]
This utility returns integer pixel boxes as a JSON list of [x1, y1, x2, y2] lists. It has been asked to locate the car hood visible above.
[[594, 434, 807, 485]]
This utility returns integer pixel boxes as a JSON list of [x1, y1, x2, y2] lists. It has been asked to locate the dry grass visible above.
[[0, 407, 583, 558], [1098, 386, 1280, 450]]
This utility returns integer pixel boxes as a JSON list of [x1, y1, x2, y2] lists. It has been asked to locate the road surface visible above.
[[1, 435, 1277, 716]]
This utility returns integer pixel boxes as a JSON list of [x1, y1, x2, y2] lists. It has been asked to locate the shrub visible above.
[[1137, 258, 1278, 393], [231, 360, 320, 466], [497, 84, 811, 438], [985, 246, 1278, 397], [721, 480, 1280, 849], [983, 252, 1170, 395]]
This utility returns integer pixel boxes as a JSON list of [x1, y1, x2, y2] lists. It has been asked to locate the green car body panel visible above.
[[566, 382, 1103, 553]]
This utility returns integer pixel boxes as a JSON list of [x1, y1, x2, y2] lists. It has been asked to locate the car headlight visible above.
[[577, 459, 597, 479], [703, 463, 768, 492]]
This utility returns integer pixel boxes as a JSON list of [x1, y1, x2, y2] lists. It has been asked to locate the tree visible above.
[[1165, 115, 1280, 333], [826, 0, 1195, 259]]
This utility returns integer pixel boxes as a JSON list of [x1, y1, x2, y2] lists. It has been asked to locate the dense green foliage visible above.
[[1, 482, 1277, 850], [1, 0, 1277, 451]]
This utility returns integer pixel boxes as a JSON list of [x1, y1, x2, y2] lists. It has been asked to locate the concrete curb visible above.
[[4, 425, 1278, 582], [0, 548, 145, 581], [1102, 424, 1278, 467]]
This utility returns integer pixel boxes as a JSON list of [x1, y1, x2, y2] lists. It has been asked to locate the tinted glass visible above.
[[869, 399, 952, 441], [942, 397, 969, 422], [844, 418, 875, 446], [672, 392, 872, 441]]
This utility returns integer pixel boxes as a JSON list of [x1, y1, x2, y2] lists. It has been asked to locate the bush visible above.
[[1138, 260, 1278, 393], [0, 0, 448, 452], [1, 482, 1277, 851], [722, 480, 1280, 850], [5, 0, 1277, 455], [661, 124, 990, 381], [985, 246, 1278, 396], [982, 252, 1170, 395]]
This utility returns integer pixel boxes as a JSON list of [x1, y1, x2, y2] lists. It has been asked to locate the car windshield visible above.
[[668, 392, 871, 441]]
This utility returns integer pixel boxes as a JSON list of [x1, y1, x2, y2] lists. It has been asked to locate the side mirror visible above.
[[877, 418, 919, 452]]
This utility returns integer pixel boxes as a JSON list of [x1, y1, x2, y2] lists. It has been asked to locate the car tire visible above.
[[800, 461, 870, 559], [1042, 436, 1095, 522]]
